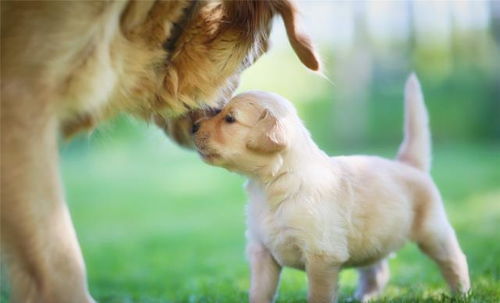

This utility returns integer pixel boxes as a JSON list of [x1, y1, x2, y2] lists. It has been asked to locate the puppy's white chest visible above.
[[253, 215, 305, 269], [268, 230, 305, 270], [246, 189, 305, 269]]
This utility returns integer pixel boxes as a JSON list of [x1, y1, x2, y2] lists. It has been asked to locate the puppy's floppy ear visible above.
[[274, 0, 320, 71], [246, 109, 288, 153]]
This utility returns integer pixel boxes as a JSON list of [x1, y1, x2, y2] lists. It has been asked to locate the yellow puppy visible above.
[[193, 74, 470, 303]]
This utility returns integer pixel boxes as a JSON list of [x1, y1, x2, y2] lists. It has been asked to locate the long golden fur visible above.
[[0, 1, 319, 302]]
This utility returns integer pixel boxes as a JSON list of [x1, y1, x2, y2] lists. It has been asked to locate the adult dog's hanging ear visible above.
[[274, 0, 320, 71], [247, 109, 288, 153]]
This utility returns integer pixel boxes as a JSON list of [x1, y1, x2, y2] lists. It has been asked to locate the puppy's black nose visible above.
[[191, 122, 200, 134]]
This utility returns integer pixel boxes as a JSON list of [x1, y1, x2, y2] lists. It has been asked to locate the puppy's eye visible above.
[[224, 115, 236, 123]]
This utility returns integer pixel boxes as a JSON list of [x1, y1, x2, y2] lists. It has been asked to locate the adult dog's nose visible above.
[[191, 122, 200, 134]]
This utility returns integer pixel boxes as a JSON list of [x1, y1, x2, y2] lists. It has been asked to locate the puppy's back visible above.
[[332, 155, 439, 250]]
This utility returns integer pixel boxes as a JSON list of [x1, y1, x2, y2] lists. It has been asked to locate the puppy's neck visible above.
[[249, 127, 333, 207]]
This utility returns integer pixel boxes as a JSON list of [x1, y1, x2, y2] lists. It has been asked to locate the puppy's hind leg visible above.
[[416, 205, 470, 295], [354, 259, 390, 302]]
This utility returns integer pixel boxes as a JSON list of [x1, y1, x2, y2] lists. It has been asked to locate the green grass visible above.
[[53, 121, 500, 303], [2, 48, 499, 302]]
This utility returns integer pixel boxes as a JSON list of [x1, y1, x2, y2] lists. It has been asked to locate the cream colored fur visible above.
[[193, 75, 470, 303]]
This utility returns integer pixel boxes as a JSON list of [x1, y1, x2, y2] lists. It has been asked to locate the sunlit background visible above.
[[56, 1, 500, 302]]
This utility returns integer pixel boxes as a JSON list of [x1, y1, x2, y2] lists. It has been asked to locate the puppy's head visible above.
[[193, 91, 296, 175]]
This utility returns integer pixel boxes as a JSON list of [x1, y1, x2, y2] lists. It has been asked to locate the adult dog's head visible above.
[[61, 0, 318, 144], [127, 0, 320, 147]]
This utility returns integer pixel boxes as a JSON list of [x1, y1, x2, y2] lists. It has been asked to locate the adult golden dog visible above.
[[0, 1, 319, 302]]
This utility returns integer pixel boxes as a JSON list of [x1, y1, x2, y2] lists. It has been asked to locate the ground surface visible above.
[[54, 127, 499, 303]]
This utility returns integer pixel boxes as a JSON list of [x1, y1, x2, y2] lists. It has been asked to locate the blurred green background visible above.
[[59, 1, 500, 302]]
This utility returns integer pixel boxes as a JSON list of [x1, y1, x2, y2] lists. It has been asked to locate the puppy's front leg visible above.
[[306, 255, 341, 303], [247, 242, 282, 303]]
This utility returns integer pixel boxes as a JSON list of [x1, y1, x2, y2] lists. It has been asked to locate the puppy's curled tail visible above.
[[396, 73, 431, 172]]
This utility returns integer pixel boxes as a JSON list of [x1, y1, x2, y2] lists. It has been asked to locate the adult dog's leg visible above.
[[1, 87, 93, 303]]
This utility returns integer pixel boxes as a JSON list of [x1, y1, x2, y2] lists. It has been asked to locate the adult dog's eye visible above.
[[224, 115, 236, 123]]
